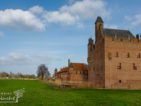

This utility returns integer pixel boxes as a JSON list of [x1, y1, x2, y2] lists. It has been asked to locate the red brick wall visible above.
[[105, 37, 141, 89]]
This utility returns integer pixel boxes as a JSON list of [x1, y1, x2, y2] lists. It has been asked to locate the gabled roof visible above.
[[103, 28, 135, 39]]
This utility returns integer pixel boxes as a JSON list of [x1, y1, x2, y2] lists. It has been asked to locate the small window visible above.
[[83, 71, 85, 74], [117, 63, 121, 69], [108, 52, 112, 60], [137, 53, 141, 58], [119, 80, 122, 83], [127, 52, 130, 58], [116, 52, 119, 57], [133, 63, 137, 70]]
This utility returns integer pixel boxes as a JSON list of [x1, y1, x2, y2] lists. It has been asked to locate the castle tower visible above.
[[95, 16, 104, 41], [88, 16, 105, 88], [88, 38, 94, 64]]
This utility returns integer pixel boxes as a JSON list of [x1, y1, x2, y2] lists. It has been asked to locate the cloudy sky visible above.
[[0, 0, 141, 75]]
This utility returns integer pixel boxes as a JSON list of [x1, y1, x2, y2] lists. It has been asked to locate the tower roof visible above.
[[88, 38, 93, 42], [95, 16, 103, 24]]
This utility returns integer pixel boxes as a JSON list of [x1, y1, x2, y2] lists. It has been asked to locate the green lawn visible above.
[[0, 80, 141, 106]]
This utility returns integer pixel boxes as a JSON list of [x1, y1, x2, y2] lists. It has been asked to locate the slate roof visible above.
[[103, 28, 135, 39], [95, 16, 103, 23]]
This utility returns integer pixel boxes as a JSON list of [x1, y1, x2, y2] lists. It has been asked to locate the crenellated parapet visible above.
[[104, 35, 141, 44]]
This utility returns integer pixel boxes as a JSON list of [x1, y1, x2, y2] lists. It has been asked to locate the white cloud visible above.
[[60, 0, 109, 19], [0, 53, 31, 65], [125, 14, 141, 27], [0, 52, 61, 66], [44, 11, 79, 25], [0, 9, 45, 31], [43, 0, 110, 26], [0, 0, 110, 30], [29, 5, 44, 14], [9, 52, 30, 61]]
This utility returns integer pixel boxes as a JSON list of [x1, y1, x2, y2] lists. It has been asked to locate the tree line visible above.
[[0, 64, 53, 80], [0, 72, 36, 79]]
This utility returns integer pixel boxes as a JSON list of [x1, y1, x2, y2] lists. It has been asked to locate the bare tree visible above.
[[37, 64, 50, 80]]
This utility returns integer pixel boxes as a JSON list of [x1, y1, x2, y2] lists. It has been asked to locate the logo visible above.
[[0, 88, 25, 103]]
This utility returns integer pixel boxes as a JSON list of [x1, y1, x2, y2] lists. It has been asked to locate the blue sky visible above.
[[0, 0, 141, 75]]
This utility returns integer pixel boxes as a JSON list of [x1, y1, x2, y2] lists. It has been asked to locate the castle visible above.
[[54, 16, 141, 89], [88, 16, 141, 89]]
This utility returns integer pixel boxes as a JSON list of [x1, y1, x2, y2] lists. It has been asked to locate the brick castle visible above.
[[54, 16, 141, 89]]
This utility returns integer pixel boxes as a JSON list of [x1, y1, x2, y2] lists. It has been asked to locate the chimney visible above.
[[136, 34, 139, 39], [68, 59, 70, 67]]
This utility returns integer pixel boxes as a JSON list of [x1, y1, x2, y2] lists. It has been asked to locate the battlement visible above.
[[104, 35, 141, 44]]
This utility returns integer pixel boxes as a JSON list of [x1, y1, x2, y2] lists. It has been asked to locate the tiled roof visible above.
[[103, 28, 135, 39], [56, 67, 69, 74], [56, 63, 88, 75], [69, 63, 88, 71]]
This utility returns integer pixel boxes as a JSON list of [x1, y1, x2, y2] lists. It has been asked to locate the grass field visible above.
[[0, 80, 141, 106]]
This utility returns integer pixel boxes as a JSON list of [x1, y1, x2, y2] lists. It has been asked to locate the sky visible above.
[[0, 0, 141, 75]]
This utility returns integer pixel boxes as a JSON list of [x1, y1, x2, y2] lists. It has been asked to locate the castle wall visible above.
[[69, 68, 88, 82], [104, 37, 141, 89]]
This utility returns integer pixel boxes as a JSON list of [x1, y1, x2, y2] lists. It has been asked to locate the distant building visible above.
[[88, 16, 141, 89], [55, 60, 88, 86]]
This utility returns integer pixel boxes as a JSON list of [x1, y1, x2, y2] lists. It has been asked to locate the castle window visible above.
[[108, 52, 112, 60], [133, 63, 137, 70], [127, 52, 130, 58], [120, 39, 123, 41], [137, 53, 141, 58], [119, 80, 122, 83], [116, 52, 119, 57], [117, 63, 121, 69]]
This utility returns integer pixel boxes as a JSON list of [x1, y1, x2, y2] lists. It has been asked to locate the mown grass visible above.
[[0, 80, 141, 106]]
